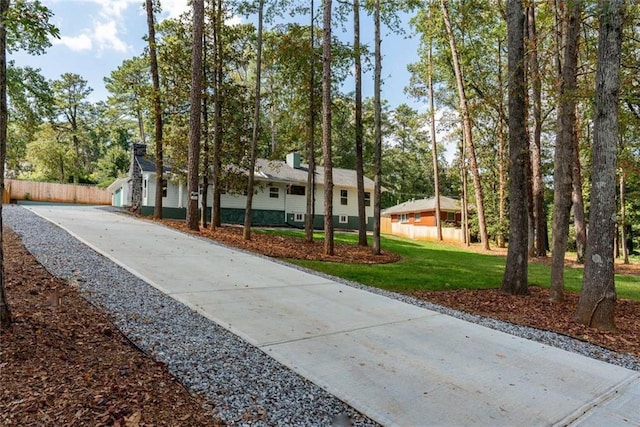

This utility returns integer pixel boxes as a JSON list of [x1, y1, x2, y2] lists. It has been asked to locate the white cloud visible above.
[[53, 33, 93, 51], [93, 20, 129, 53], [160, 0, 189, 20]]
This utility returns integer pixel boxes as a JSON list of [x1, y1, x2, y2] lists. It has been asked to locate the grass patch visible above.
[[260, 229, 640, 301]]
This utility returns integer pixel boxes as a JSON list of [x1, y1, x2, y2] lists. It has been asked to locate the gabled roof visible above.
[[254, 159, 376, 190], [136, 156, 171, 173], [382, 196, 461, 216]]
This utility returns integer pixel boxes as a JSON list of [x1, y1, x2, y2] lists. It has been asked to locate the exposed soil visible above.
[[2, 218, 639, 425]]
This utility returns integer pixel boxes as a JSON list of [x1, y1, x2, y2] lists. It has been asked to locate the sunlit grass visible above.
[[259, 229, 640, 301]]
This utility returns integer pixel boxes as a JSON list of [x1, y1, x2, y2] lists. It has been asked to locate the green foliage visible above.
[[263, 229, 640, 301], [3, 0, 59, 54]]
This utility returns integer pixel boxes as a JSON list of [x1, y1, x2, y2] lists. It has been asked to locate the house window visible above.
[[287, 185, 305, 196], [447, 212, 456, 222], [162, 179, 168, 197], [364, 192, 371, 207], [339, 215, 348, 224], [269, 187, 279, 198], [294, 213, 304, 222], [399, 213, 409, 223], [143, 177, 148, 199], [414, 212, 421, 222], [340, 189, 348, 205]]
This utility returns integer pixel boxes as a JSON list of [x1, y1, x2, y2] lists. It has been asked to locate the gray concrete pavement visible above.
[[24, 205, 640, 426]]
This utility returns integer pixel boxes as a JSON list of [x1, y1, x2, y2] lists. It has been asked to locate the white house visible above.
[[110, 144, 376, 230]]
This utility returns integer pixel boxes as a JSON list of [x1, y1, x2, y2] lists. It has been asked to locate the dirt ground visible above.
[[2, 220, 639, 425]]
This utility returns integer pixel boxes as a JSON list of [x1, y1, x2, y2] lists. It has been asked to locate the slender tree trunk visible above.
[[186, 0, 204, 230], [501, 0, 529, 295], [0, 0, 12, 329], [428, 13, 442, 241], [460, 138, 469, 246], [372, 0, 382, 255], [441, 0, 489, 250], [550, 0, 580, 303], [527, 3, 546, 258], [146, 0, 164, 219], [243, 0, 264, 240], [496, 39, 506, 248], [572, 109, 587, 263], [210, 0, 223, 230], [200, 32, 210, 228], [305, 0, 316, 242], [322, 0, 334, 256], [354, 0, 367, 246], [574, 0, 624, 331], [620, 171, 628, 264]]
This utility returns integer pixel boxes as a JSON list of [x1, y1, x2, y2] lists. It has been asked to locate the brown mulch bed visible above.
[[158, 220, 401, 264], [0, 229, 224, 426]]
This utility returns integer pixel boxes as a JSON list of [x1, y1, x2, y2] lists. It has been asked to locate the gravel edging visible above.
[[4, 205, 639, 425], [4, 205, 378, 427]]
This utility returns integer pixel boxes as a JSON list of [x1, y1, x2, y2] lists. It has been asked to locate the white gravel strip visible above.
[[4, 204, 639, 426]]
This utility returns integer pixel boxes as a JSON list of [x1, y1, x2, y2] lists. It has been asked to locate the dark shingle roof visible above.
[[382, 196, 461, 216]]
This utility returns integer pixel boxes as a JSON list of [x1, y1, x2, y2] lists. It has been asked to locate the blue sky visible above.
[[9, 0, 423, 110]]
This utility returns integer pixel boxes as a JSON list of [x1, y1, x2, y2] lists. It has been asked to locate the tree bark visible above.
[[305, 0, 316, 242], [372, 0, 382, 255], [354, 0, 367, 247], [550, 0, 580, 303], [186, 0, 204, 231], [200, 31, 210, 228], [243, 0, 264, 240], [146, 0, 164, 219], [496, 38, 506, 249], [501, 0, 529, 296], [527, 3, 546, 258], [0, 0, 11, 329], [574, 0, 624, 331], [441, 0, 489, 250], [322, 0, 334, 256], [428, 10, 442, 241], [210, 0, 223, 230]]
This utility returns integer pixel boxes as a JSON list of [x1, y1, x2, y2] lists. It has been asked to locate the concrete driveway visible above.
[[24, 204, 640, 426]]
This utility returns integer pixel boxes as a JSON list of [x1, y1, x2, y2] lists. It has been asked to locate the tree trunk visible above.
[[146, 0, 164, 219], [186, 0, 204, 231], [354, 0, 367, 247], [428, 13, 442, 241], [0, 0, 11, 329], [496, 38, 506, 249], [527, 3, 546, 258], [620, 171, 628, 264], [574, 0, 624, 331], [210, 0, 223, 230], [460, 138, 470, 246], [441, 0, 489, 250], [372, 0, 382, 255], [200, 31, 210, 228], [322, 0, 334, 256], [305, 0, 316, 242], [501, 0, 529, 296], [550, 0, 580, 303], [243, 0, 264, 241]]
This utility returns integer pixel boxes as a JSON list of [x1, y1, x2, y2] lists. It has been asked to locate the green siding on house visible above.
[[140, 205, 372, 230]]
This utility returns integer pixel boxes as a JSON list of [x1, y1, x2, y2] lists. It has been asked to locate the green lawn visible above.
[[260, 229, 640, 301]]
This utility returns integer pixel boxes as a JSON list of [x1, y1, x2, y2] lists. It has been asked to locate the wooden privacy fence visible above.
[[3, 179, 111, 205]]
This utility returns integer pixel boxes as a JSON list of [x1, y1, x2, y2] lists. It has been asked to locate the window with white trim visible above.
[[364, 192, 371, 207], [447, 211, 456, 221], [414, 212, 421, 222], [294, 213, 304, 222], [269, 186, 279, 198], [339, 215, 348, 224], [398, 213, 409, 223], [340, 189, 348, 205], [287, 185, 305, 196], [143, 177, 148, 199]]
